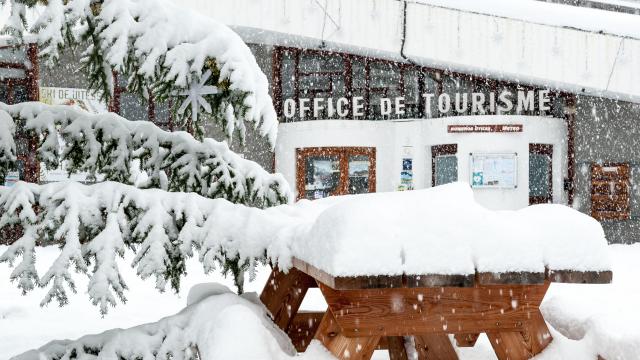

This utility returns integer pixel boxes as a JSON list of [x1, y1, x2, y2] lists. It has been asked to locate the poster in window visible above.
[[470, 153, 517, 189]]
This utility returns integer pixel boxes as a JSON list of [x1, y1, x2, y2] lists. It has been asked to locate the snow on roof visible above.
[[292, 182, 611, 277], [417, 0, 640, 39], [587, 0, 640, 10]]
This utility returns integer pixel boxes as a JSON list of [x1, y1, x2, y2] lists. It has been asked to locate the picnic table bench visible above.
[[260, 259, 612, 360]]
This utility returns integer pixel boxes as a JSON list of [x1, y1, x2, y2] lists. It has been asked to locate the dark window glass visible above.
[[348, 155, 370, 194], [120, 93, 148, 121], [13, 85, 29, 103], [424, 74, 439, 118], [529, 153, 551, 198], [0, 84, 8, 103], [435, 155, 458, 186], [304, 155, 340, 200], [404, 70, 421, 118]]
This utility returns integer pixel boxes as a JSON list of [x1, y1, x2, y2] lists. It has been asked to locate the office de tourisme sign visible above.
[[283, 89, 551, 119]]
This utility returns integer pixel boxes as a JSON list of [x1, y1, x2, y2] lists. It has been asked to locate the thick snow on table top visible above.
[[291, 182, 611, 277]]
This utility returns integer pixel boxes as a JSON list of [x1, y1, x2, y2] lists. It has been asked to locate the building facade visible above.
[[2, 0, 640, 243]]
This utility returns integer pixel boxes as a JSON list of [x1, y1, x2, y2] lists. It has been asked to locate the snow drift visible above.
[[11, 283, 334, 360]]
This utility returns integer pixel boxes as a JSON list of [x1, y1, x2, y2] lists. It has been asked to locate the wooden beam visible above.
[[314, 310, 381, 360], [454, 333, 479, 347], [547, 270, 612, 284], [413, 334, 459, 360], [293, 258, 611, 289], [293, 258, 404, 290], [476, 272, 545, 285], [286, 311, 324, 352], [406, 274, 474, 288], [486, 310, 552, 360], [318, 282, 549, 337], [387, 337, 408, 360], [259, 267, 316, 330]]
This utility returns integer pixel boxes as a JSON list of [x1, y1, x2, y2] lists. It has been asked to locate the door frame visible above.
[[529, 143, 553, 205], [296, 147, 376, 200]]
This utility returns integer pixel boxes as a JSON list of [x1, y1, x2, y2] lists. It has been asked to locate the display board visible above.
[[470, 153, 517, 189]]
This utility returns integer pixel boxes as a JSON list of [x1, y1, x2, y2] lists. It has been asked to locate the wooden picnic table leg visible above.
[[454, 333, 479, 347], [387, 336, 408, 360], [314, 309, 381, 360], [413, 334, 459, 360], [259, 267, 316, 330], [486, 310, 552, 360]]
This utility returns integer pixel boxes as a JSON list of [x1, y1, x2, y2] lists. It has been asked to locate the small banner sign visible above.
[[448, 124, 523, 133]]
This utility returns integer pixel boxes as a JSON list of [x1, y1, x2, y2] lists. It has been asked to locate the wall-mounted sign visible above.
[[470, 153, 518, 189], [399, 158, 414, 191], [39, 87, 108, 114], [283, 89, 551, 120], [448, 124, 523, 133], [39, 87, 105, 183]]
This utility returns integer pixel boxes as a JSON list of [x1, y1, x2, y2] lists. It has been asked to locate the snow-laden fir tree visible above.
[[0, 102, 291, 310], [0, 0, 292, 309], [1, 0, 278, 141]]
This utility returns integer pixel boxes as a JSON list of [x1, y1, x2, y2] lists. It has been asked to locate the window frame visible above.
[[295, 147, 376, 200]]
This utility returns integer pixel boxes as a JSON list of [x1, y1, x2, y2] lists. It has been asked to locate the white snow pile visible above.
[[0, 181, 611, 314], [292, 182, 611, 277], [0, 102, 290, 206], [1, 0, 278, 143], [10, 283, 334, 360]]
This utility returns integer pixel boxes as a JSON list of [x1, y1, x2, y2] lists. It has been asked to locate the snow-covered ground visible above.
[[1, 244, 639, 359]]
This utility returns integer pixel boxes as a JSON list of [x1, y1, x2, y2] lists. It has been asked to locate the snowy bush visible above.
[[1, 0, 278, 140], [0, 180, 298, 314], [0, 102, 290, 206], [11, 283, 335, 360]]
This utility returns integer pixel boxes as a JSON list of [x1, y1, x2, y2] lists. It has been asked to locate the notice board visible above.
[[470, 153, 517, 189]]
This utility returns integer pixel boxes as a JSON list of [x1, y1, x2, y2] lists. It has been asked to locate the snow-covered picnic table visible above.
[[259, 183, 613, 360]]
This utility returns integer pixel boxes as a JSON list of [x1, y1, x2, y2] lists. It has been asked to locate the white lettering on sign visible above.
[[447, 124, 524, 133], [283, 90, 551, 119]]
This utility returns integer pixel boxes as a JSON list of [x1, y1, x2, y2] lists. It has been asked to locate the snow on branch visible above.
[[12, 283, 335, 360], [0, 109, 17, 183], [0, 180, 297, 314], [0, 102, 291, 206], [2, 0, 278, 141]]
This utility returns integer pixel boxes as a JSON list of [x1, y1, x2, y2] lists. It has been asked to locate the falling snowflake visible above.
[[174, 70, 219, 125]]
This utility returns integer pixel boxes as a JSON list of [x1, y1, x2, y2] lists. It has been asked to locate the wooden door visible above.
[[591, 163, 630, 221]]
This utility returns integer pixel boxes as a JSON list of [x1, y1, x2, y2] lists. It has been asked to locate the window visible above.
[[110, 72, 173, 129], [296, 147, 376, 200], [431, 144, 458, 187], [591, 163, 630, 221], [0, 44, 40, 185], [529, 144, 553, 204]]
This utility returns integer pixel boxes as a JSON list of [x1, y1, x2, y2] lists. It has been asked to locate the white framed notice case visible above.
[[470, 153, 518, 189]]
